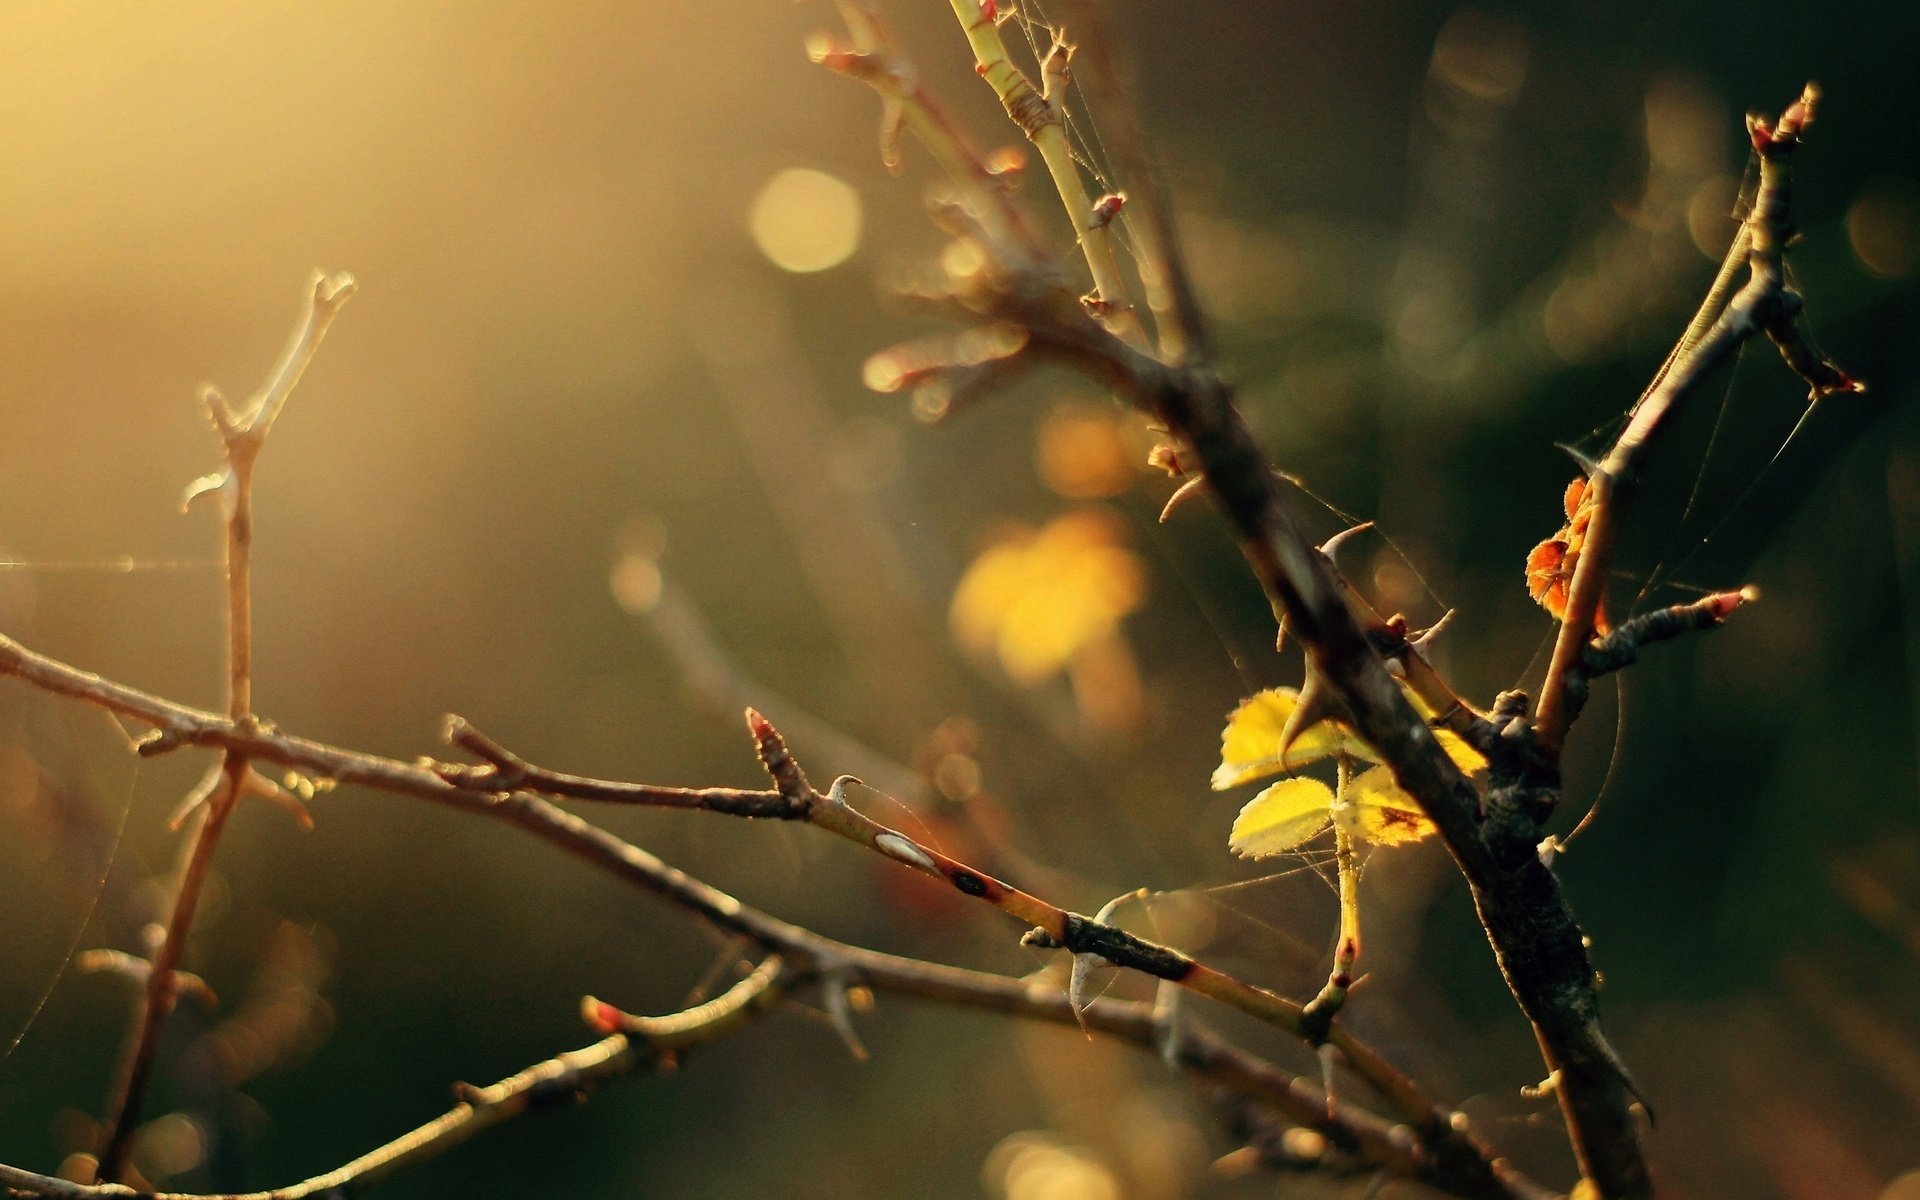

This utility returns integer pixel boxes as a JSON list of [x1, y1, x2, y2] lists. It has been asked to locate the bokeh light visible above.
[[749, 168, 862, 273], [1848, 177, 1920, 279]]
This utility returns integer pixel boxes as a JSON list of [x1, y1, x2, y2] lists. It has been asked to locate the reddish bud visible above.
[[1702, 588, 1755, 621], [582, 996, 625, 1035]]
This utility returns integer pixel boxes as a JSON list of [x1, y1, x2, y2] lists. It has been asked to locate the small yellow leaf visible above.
[[1212, 688, 1369, 790], [1229, 777, 1335, 858], [1433, 728, 1487, 774], [1345, 765, 1437, 846]]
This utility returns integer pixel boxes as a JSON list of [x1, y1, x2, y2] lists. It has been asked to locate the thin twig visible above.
[[93, 272, 355, 1184]]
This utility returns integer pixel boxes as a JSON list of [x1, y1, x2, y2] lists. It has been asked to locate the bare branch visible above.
[[93, 273, 353, 1183], [1533, 85, 1857, 758], [0, 964, 773, 1200], [0, 633, 1537, 1200]]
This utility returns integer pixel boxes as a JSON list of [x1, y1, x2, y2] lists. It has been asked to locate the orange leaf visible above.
[[1527, 477, 1610, 633]]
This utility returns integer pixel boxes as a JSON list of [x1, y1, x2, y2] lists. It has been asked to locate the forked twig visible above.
[[92, 272, 355, 1184]]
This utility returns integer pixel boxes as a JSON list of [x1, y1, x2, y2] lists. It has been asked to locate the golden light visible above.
[[984, 1133, 1121, 1200], [1035, 402, 1138, 500], [749, 168, 862, 273]]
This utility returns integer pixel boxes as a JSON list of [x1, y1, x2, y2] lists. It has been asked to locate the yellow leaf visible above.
[[1212, 688, 1370, 790], [1433, 728, 1487, 774], [1229, 777, 1335, 858], [1344, 765, 1437, 846]]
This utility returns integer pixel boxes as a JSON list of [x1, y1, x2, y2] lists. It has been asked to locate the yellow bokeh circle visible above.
[[749, 168, 862, 273]]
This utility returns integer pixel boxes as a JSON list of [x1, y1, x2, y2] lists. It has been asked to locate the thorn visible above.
[[826, 775, 862, 807], [1318, 1042, 1339, 1119], [1209, 1146, 1262, 1180], [1153, 982, 1185, 1070], [200, 385, 239, 437], [1146, 442, 1186, 477], [1408, 610, 1455, 654], [1278, 665, 1342, 767], [1554, 442, 1604, 479], [1521, 1069, 1562, 1101], [1070, 890, 1139, 1033], [242, 766, 314, 831], [1318, 522, 1374, 559], [1583, 1018, 1654, 1124], [822, 974, 870, 1061], [1067, 952, 1102, 1034], [877, 97, 905, 175], [133, 728, 185, 758], [179, 471, 230, 514], [75, 949, 218, 1009], [1158, 476, 1206, 522]]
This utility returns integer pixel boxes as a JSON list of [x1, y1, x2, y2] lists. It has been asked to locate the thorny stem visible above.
[[1046, 0, 1210, 365], [944, 0, 1147, 348], [93, 272, 355, 1184], [0, 634, 1540, 1200], [438, 710, 1531, 1178]]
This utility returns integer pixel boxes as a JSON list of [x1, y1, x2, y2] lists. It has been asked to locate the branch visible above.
[[94, 271, 355, 1184], [0, 963, 789, 1200], [438, 707, 1467, 1128], [810, 1, 1038, 262], [841, 9, 1673, 1189], [1532, 85, 1859, 757], [0, 635, 1540, 1200], [942, 0, 1147, 347]]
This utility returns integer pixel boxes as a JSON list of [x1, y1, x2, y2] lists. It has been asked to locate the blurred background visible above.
[[0, 2, 1916, 1197]]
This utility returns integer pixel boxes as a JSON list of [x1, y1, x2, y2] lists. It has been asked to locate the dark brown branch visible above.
[[1579, 589, 1754, 683]]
